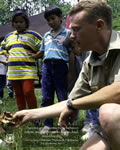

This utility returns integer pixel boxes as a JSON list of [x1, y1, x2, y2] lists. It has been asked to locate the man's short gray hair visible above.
[[69, 0, 112, 29]]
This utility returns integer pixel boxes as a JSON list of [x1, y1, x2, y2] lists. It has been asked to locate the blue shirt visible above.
[[40, 26, 71, 62]]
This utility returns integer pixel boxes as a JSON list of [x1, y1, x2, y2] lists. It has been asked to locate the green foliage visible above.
[[107, 0, 120, 30], [0, 0, 12, 25], [0, 0, 71, 25]]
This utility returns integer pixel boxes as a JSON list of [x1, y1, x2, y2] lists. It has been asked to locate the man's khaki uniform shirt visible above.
[[69, 30, 120, 100]]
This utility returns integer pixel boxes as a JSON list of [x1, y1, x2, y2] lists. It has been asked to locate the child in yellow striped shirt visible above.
[[0, 9, 42, 112]]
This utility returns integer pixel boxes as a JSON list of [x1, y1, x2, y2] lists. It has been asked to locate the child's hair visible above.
[[12, 8, 30, 28], [44, 5, 62, 20]]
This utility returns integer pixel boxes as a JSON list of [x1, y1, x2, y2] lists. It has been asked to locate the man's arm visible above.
[[13, 100, 67, 127], [72, 82, 120, 110], [13, 82, 120, 127], [58, 81, 120, 127]]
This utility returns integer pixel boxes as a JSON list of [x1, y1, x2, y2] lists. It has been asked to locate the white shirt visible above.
[[0, 55, 7, 75]]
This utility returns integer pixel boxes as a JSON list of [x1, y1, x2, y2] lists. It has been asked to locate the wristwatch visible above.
[[66, 99, 77, 111]]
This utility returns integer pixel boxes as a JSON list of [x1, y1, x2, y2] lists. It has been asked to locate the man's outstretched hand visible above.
[[12, 110, 32, 128]]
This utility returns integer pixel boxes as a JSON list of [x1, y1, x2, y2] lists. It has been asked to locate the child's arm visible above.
[[27, 50, 44, 59], [0, 60, 8, 65], [0, 50, 9, 59]]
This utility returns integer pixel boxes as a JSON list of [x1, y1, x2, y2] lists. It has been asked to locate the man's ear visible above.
[[96, 19, 104, 31]]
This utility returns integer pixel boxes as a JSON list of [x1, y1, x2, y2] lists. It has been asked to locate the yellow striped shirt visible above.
[[0, 30, 42, 80]]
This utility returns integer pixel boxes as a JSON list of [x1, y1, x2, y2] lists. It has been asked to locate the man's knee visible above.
[[80, 133, 110, 150], [99, 103, 120, 133]]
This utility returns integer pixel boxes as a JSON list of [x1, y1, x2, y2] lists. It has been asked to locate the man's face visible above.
[[70, 10, 97, 51]]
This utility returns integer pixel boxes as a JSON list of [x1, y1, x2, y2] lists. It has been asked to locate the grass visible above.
[[0, 86, 85, 150]]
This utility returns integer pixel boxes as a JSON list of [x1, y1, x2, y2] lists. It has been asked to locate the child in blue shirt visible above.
[[40, 6, 73, 133]]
